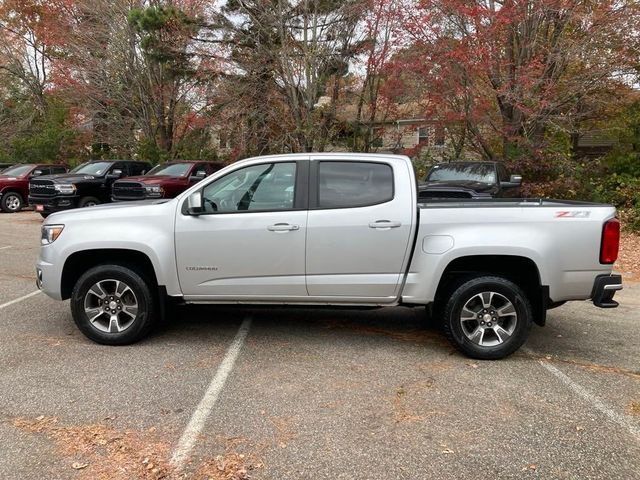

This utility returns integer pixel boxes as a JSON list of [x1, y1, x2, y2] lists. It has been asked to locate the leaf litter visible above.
[[12, 416, 262, 480]]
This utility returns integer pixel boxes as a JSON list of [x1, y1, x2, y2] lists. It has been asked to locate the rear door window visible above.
[[317, 161, 393, 209]]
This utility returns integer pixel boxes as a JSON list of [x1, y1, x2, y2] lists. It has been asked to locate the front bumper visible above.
[[111, 194, 157, 202], [35, 257, 63, 300], [28, 195, 79, 213], [591, 274, 623, 308]]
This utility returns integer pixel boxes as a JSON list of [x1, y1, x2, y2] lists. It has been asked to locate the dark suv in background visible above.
[[418, 161, 522, 200], [29, 160, 152, 217], [0, 163, 68, 213], [112, 161, 224, 202]]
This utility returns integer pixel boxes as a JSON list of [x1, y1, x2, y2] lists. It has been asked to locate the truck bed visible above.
[[418, 198, 610, 209], [404, 197, 616, 306]]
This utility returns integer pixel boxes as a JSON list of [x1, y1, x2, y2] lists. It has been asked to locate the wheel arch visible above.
[[1, 188, 24, 202], [434, 254, 547, 326], [61, 249, 158, 300]]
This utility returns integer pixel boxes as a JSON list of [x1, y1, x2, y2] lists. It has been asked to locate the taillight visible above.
[[600, 218, 620, 264]]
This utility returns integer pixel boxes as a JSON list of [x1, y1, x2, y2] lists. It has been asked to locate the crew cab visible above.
[[419, 161, 522, 200], [29, 160, 152, 217], [111, 161, 224, 201], [35, 154, 622, 359], [0, 163, 68, 213]]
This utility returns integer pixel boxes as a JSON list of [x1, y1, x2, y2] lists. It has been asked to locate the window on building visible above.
[[417, 127, 429, 144]]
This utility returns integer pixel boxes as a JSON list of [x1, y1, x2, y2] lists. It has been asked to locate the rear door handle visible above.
[[267, 223, 300, 232], [369, 220, 402, 229]]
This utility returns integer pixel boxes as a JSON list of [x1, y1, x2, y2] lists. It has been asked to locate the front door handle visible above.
[[369, 220, 402, 229], [267, 223, 300, 232]]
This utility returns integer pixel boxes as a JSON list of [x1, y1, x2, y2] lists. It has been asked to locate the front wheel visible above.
[[1, 192, 23, 213], [78, 196, 100, 208], [70, 264, 157, 345], [441, 275, 532, 360]]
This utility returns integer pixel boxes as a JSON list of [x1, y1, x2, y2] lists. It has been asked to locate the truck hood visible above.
[[118, 175, 182, 185], [45, 198, 173, 223], [0, 175, 22, 185], [37, 173, 102, 183], [420, 180, 498, 194]]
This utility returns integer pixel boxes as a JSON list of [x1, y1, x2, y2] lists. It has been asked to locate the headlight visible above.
[[41, 224, 64, 245], [54, 184, 76, 194], [145, 186, 164, 196]]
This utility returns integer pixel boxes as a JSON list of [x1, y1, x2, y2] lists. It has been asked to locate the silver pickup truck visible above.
[[36, 153, 622, 359]]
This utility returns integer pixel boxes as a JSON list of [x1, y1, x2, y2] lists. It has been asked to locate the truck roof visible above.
[[237, 152, 411, 161], [83, 160, 150, 164]]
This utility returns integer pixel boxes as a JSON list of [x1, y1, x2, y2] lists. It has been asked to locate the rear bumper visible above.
[[591, 274, 623, 308]]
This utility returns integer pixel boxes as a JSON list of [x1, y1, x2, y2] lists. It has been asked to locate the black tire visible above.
[[1, 191, 23, 213], [70, 264, 157, 345], [39, 212, 50, 219], [78, 196, 100, 208], [441, 275, 532, 360]]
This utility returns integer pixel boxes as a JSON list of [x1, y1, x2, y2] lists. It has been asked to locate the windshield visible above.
[[71, 162, 113, 176], [146, 163, 192, 177], [427, 164, 497, 183], [1, 165, 33, 177]]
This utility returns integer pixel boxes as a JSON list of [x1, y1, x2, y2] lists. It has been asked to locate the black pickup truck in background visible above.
[[418, 161, 522, 200], [28, 160, 152, 217]]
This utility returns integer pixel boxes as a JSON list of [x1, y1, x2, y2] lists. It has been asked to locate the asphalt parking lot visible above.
[[0, 211, 638, 480]]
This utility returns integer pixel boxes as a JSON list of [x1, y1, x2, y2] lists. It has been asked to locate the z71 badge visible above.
[[555, 211, 591, 218]]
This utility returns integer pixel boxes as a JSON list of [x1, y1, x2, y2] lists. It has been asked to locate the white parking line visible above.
[[170, 316, 252, 470], [0, 290, 41, 310], [527, 349, 640, 441], [0, 246, 11, 250]]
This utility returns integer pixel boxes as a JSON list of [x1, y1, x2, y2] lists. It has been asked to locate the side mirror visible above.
[[501, 174, 522, 188], [190, 170, 207, 182], [108, 169, 123, 179], [186, 190, 204, 215], [31, 170, 42, 177]]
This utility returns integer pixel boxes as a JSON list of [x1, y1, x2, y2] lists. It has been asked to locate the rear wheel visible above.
[[1, 192, 23, 213], [78, 196, 100, 208], [441, 275, 532, 360], [70, 264, 157, 345]]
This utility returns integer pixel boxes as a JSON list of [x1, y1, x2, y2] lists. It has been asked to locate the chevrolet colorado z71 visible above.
[[35, 154, 622, 359]]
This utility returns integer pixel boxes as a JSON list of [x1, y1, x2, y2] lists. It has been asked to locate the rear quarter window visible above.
[[317, 161, 394, 209]]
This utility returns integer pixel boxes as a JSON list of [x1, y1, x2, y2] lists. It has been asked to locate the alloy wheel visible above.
[[459, 291, 517, 347], [5, 194, 21, 211], [83, 279, 139, 333]]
